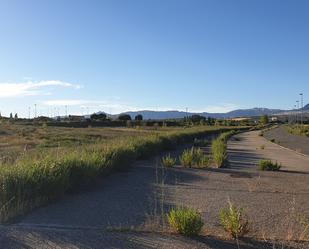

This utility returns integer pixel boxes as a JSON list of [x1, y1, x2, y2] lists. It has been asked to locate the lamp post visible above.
[[300, 93, 303, 125]]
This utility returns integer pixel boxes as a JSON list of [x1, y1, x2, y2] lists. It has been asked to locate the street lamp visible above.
[[296, 100, 299, 124], [300, 93, 303, 125]]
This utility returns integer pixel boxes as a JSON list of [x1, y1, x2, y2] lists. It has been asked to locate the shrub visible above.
[[167, 207, 204, 236], [270, 138, 275, 143], [179, 147, 209, 168], [220, 201, 249, 239], [179, 148, 194, 168], [258, 160, 281, 171], [162, 154, 176, 167], [211, 139, 227, 167]]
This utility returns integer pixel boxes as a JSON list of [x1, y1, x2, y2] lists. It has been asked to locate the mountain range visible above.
[[97, 103, 309, 120]]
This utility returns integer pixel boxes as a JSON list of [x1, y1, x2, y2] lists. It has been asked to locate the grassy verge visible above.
[[0, 126, 245, 223], [286, 124, 309, 137]]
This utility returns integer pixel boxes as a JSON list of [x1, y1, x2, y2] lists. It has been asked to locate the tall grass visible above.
[[211, 131, 236, 167], [167, 207, 204, 236], [0, 126, 243, 223], [179, 147, 210, 168]]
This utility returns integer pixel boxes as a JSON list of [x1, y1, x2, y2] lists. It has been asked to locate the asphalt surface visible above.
[[263, 125, 309, 156], [0, 131, 309, 248]]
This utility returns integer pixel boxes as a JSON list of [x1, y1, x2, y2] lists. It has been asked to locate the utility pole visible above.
[[296, 100, 299, 124], [34, 104, 37, 118], [185, 107, 188, 122], [300, 93, 303, 125], [294, 104, 297, 124]]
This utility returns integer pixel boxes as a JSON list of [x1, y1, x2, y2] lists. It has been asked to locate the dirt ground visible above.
[[0, 131, 308, 249]]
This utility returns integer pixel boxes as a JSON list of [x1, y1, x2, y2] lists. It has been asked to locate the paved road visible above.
[[1, 131, 309, 248], [228, 130, 309, 173], [263, 125, 309, 156]]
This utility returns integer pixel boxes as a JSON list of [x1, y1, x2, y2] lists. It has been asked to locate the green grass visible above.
[[210, 131, 235, 167], [0, 125, 244, 223], [286, 124, 309, 137], [167, 207, 204, 236], [220, 201, 249, 239], [162, 154, 177, 167], [258, 159, 281, 171], [179, 147, 210, 168]]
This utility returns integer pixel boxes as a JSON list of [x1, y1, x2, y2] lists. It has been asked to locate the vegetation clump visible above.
[[259, 115, 269, 125], [258, 160, 281, 171], [162, 154, 176, 167], [220, 201, 249, 239], [0, 126, 240, 223], [179, 147, 210, 168], [211, 139, 227, 167], [210, 130, 237, 167], [167, 207, 204, 236], [287, 125, 309, 137]]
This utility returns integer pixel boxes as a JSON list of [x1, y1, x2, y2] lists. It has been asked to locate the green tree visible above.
[[260, 115, 269, 125], [135, 114, 143, 121], [90, 113, 107, 121], [118, 114, 131, 121]]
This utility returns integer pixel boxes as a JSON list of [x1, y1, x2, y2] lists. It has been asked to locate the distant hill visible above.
[[95, 104, 308, 120], [122, 107, 287, 120]]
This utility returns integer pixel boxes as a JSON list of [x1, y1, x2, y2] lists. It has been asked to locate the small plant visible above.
[[260, 145, 265, 150], [162, 154, 176, 167], [258, 160, 281, 171], [179, 147, 209, 168], [258, 131, 263, 136], [179, 148, 194, 167], [211, 139, 227, 167], [167, 207, 204, 236], [220, 201, 249, 239], [270, 138, 275, 143]]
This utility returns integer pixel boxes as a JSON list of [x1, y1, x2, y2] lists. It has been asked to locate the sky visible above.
[[0, 0, 308, 117]]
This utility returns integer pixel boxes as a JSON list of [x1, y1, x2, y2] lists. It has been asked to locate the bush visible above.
[[179, 148, 194, 167], [179, 147, 210, 168], [167, 207, 204, 236], [220, 201, 249, 239], [162, 154, 176, 167], [210, 130, 237, 167], [211, 139, 227, 167], [258, 160, 281, 171]]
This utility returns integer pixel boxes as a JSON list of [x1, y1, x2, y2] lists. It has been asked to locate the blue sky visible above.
[[0, 0, 308, 117]]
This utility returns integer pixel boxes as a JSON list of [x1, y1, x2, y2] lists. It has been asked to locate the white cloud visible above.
[[203, 103, 238, 113], [0, 80, 81, 98]]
